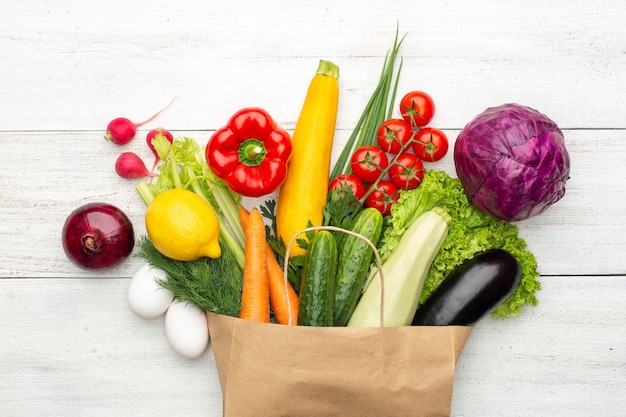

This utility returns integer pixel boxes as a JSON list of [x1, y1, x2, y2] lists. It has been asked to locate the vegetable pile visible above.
[[62, 31, 570, 360]]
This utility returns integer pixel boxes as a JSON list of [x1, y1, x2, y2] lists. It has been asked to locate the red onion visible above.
[[62, 203, 135, 270]]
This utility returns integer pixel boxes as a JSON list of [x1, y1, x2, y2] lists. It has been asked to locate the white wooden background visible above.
[[1, 1, 625, 416]]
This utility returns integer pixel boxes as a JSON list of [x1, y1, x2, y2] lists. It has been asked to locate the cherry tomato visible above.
[[350, 145, 389, 183], [364, 180, 399, 217], [328, 174, 366, 200], [376, 118, 414, 154], [412, 127, 449, 162], [399, 90, 435, 128], [389, 152, 425, 190]]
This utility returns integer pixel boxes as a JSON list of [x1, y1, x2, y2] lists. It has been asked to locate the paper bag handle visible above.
[[283, 226, 386, 327]]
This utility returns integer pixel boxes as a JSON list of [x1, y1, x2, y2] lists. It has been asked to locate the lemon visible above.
[[145, 189, 221, 261]]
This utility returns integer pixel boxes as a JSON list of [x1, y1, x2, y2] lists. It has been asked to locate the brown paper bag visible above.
[[207, 312, 472, 417]]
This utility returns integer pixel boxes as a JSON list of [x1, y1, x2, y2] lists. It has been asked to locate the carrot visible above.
[[239, 207, 270, 323], [239, 206, 299, 325], [238, 205, 251, 230], [265, 245, 299, 325]]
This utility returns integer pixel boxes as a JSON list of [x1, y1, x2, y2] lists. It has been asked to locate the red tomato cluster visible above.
[[328, 90, 449, 216]]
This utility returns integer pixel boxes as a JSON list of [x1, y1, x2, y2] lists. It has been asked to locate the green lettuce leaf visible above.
[[378, 169, 540, 319]]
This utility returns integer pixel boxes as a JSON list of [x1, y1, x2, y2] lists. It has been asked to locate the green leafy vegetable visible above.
[[136, 236, 243, 317], [322, 187, 365, 248], [379, 169, 540, 319]]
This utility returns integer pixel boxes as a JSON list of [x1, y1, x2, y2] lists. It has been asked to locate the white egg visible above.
[[165, 300, 210, 360], [127, 263, 174, 319]]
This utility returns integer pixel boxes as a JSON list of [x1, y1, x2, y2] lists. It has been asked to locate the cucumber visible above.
[[333, 208, 383, 326], [347, 207, 452, 327], [297, 230, 338, 326]]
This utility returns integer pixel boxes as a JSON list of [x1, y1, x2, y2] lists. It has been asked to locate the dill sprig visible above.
[[259, 199, 307, 292], [135, 235, 243, 317]]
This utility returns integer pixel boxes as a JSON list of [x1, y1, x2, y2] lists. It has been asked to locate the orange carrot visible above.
[[265, 244, 299, 325], [239, 206, 299, 325], [238, 205, 252, 229], [239, 207, 270, 323]]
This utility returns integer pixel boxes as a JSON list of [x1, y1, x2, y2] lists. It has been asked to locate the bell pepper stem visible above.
[[238, 138, 267, 167]]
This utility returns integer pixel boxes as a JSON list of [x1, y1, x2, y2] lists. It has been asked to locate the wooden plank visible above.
[[453, 275, 626, 416], [0, 278, 221, 416], [0, 1, 624, 130], [0, 275, 624, 416], [0, 128, 621, 277]]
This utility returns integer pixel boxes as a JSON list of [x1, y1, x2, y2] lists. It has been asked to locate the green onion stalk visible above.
[[330, 28, 406, 179]]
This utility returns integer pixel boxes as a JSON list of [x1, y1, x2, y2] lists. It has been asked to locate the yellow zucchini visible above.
[[276, 60, 339, 257]]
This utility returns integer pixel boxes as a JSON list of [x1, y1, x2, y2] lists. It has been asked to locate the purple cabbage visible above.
[[454, 103, 570, 222]]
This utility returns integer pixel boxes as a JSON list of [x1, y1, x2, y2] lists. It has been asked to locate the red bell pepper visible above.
[[206, 107, 292, 197]]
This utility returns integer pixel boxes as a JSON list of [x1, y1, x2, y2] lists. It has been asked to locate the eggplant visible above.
[[411, 248, 522, 326]]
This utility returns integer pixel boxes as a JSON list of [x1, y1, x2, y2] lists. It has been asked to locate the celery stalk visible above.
[[134, 135, 246, 269]]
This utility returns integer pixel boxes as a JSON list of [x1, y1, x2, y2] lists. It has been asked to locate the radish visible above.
[[146, 127, 174, 171], [104, 97, 177, 145], [115, 152, 157, 179]]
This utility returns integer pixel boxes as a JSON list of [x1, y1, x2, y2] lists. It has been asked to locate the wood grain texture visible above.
[[0, 0, 625, 416], [1, 277, 624, 417], [0, 1, 625, 130], [1, 129, 623, 277]]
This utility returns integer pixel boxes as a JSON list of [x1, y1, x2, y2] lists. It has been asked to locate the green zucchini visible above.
[[333, 208, 383, 326], [347, 207, 452, 327], [297, 230, 338, 326]]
